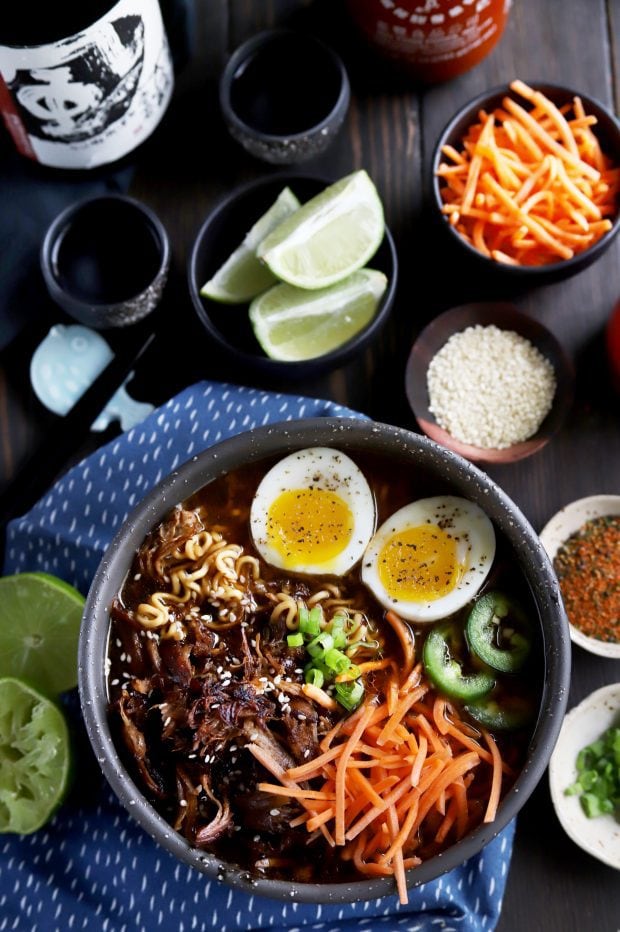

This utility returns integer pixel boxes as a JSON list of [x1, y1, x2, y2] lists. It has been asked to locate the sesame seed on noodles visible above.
[[426, 324, 556, 449]]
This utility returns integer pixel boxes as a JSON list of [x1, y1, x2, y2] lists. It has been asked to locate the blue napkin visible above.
[[2, 381, 515, 932]]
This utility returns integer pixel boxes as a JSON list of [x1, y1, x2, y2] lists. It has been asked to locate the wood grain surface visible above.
[[1, 0, 619, 928]]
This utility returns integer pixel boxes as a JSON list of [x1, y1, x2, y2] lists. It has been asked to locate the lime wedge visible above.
[[0, 677, 71, 834], [0, 573, 85, 698], [200, 187, 301, 303], [257, 170, 385, 290], [249, 268, 387, 361]]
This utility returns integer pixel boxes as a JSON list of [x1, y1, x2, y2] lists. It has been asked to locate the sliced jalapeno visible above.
[[466, 591, 531, 673], [464, 694, 536, 732], [422, 621, 495, 702]]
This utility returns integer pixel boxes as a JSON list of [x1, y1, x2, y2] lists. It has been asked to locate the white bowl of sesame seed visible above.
[[405, 302, 575, 465]]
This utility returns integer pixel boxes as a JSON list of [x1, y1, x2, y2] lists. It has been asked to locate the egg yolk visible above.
[[378, 524, 460, 602], [267, 488, 354, 568]]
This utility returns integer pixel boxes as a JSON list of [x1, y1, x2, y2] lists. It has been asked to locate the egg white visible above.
[[361, 495, 496, 622], [250, 447, 376, 576]]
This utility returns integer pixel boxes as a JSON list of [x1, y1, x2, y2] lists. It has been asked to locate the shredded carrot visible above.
[[376, 684, 428, 746], [302, 682, 339, 710], [482, 728, 503, 823], [256, 783, 335, 801], [384, 610, 416, 682], [257, 660, 509, 905], [335, 703, 376, 845], [437, 79, 618, 266], [410, 734, 428, 787], [335, 658, 392, 683]]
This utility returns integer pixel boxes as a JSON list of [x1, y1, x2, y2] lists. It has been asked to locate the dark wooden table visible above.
[[1, 1, 619, 929]]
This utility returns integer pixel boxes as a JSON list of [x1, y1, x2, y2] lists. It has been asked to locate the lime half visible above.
[[0, 677, 71, 834], [200, 187, 301, 303], [257, 170, 385, 290], [249, 268, 387, 361], [0, 573, 85, 698]]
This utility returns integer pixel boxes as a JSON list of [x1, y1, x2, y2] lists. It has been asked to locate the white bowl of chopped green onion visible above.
[[548, 683, 620, 870], [539, 494, 620, 659]]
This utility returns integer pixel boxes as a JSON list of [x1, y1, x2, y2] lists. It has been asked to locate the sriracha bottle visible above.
[[345, 0, 511, 84]]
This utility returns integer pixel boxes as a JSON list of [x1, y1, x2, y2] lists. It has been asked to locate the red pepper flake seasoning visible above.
[[553, 515, 620, 643]]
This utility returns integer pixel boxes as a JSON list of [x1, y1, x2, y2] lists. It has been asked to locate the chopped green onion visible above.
[[564, 725, 620, 819], [324, 648, 351, 674], [329, 615, 347, 649], [327, 615, 347, 650], [305, 658, 330, 678], [307, 632, 334, 659], [309, 605, 324, 625], [287, 632, 304, 648], [305, 667, 324, 689], [347, 639, 380, 655], [297, 603, 309, 629], [335, 680, 364, 711], [299, 604, 321, 637]]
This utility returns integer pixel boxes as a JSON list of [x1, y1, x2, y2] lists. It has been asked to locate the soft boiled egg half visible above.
[[250, 447, 376, 576], [361, 496, 496, 622]]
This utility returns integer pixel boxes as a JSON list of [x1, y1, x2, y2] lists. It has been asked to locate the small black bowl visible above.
[[219, 29, 350, 165], [431, 83, 620, 285], [187, 174, 397, 378], [41, 194, 170, 329]]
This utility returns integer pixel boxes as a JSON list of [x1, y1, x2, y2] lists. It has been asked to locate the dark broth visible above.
[[108, 450, 541, 883]]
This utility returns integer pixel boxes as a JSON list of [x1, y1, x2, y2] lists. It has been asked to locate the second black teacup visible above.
[[41, 194, 170, 329], [219, 29, 351, 165]]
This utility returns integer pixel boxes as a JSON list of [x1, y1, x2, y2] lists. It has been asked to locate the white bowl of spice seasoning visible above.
[[405, 302, 575, 464], [539, 494, 620, 658]]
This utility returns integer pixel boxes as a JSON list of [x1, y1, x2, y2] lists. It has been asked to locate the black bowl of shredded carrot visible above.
[[431, 80, 620, 279], [78, 418, 571, 905]]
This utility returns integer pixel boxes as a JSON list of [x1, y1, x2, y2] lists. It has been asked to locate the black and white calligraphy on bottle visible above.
[[0, 0, 174, 169]]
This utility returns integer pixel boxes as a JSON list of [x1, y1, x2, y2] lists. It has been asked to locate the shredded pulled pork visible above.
[[109, 604, 339, 870], [108, 500, 383, 882]]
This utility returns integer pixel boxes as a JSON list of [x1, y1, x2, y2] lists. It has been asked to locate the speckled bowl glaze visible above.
[[539, 494, 620, 658], [41, 194, 170, 329], [79, 418, 571, 903], [549, 683, 620, 869], [219, 29, 350, 165]]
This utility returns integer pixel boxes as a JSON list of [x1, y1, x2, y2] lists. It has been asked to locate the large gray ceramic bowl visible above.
[[78, 418, 571, 903]]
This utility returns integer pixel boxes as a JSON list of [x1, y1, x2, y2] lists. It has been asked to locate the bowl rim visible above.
[[40, 192, 171, 309], [430, 81, 620, 276], [219, 27, 351, 143], [548, 682, 620, 870], [539, 493, 620, 658], [404, 300, 576, 464], [187, 173, 398, 372], [78, 416, 571, 903]]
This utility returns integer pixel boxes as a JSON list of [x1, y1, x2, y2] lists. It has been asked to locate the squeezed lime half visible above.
[[0, 572, 85, 698], [257, 170, 385, 290], [249, 268, 387, 361], [0, 677, 71, 834], [200, 186, 301, 303]]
